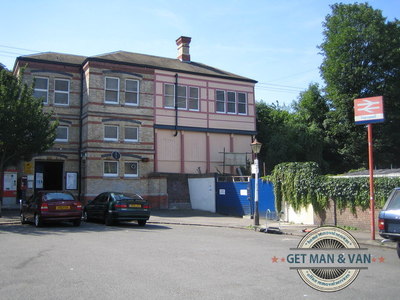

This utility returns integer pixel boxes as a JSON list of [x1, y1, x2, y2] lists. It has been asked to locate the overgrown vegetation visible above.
[[267, 162, 400, 213]]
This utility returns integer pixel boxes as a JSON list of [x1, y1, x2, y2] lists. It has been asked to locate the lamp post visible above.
[[251, 138, 262, 226]]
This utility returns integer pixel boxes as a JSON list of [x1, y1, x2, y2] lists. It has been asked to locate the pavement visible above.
[[0, 208, 397, 250]]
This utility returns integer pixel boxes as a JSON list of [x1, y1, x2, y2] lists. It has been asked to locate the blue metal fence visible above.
[[216, 177, 275, 217]]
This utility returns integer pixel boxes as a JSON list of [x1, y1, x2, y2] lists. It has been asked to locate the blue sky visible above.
[[1, 0, 398, 105]]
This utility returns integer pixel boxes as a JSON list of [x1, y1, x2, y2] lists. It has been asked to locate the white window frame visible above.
[[105, 77, 120, 104], [124, 162, 139, 178], [104, 125, 119, 141], [124, 126, 139, 142], [33, 77, 49, 104], [164, 84, 199, 111], [216, 90, 225, 113], [177, 85, 187, 109], [104, 161, 118, 177], [238, 92, 247, 115], [188, 87, 199, 111], [164, 83, 175, 108], [227, 91, 236, 114], [216, 90, 248, 114], [55, 126, 68, 142], [54, 78, 70, 105], [125, 79, 139, 106]]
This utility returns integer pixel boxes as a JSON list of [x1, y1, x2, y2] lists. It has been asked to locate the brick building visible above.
[[11, 36, 257, 208]]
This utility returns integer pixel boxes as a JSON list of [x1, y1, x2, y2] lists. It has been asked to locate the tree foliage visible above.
[[0, 69, 57, 172], [256, 96, 326, 173], [319, 3, 400, 172], [293, 83, 328, 129], [257, 3, 400, 175]]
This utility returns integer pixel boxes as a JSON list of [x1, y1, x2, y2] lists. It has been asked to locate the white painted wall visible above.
[[281, 202, 314, 225], [188, 177, 216, 213]]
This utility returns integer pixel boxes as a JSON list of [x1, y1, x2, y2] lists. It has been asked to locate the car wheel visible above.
[[397, 242, 400, 259], [34, 214, 42, 228], [105, 213, 113, 226], [20, 212, 27, 224], [73, 219, 81, 227], [138, 220, 146, 226]]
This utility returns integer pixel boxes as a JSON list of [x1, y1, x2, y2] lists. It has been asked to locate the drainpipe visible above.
[[174, 73, 178, 137], [78, 67, 84, 202]]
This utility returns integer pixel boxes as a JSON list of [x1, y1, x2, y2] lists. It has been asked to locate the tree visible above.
[[0, 69, 57, 176], [256, 101, 326, 173], [292, 83, 328, 130], [319, 3, 400, 172], [292, 83, 330, 171]]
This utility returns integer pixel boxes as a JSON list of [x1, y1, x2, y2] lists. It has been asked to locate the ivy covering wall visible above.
[[267, 162, 400, 213]]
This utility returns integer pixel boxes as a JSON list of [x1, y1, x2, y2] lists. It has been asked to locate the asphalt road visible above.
[[0, 221, 399, 300]]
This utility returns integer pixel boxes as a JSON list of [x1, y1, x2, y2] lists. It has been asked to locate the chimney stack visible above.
[[176, 36, 191, 62]]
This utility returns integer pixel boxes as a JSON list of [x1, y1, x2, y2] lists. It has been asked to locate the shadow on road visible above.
[[151, 209, 242, 219], [0, 221, 171, 236]]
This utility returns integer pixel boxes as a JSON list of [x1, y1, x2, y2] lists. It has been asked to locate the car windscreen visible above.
[[386, 190, 400, 210], [112, 193, 143, 201], [43, 193, 75, 201]]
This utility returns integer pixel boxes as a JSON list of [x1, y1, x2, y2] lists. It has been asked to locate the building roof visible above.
[[16, 50, 257, 83], [17, 52, 87, 66]]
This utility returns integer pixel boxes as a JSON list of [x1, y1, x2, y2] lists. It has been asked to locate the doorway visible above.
[[35, 161, 64, 190]]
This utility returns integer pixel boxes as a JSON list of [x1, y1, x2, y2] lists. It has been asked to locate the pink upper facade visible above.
[[154, 70, 256, 131]]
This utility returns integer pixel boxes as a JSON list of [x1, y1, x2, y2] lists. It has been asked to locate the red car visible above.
[[20, 191, 82, 227]]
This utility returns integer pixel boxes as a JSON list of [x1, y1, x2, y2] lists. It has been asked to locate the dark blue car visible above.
[[379, 187, 400, 258]]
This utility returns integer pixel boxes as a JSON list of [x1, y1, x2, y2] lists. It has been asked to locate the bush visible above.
[[267, 162, 400, 213]]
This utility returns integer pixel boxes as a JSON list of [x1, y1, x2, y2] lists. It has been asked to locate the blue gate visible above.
[[216, 176, 275, 217], [250, 179, 275, 217]]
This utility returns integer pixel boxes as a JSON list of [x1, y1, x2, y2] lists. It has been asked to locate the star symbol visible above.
[[378, 256, 385, 263], [280, 257, 286, 262], [272, 256, 279, 263], [372, 257, 377, 262]]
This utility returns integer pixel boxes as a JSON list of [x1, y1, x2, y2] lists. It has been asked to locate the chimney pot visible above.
[[176, 36, 191, 62]]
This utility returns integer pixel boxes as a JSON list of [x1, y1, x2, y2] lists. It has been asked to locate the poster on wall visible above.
[[4, 173, 17, 191], [66, 172, 77, 190], [3, 172, 17, 197], [36, 173, 43, 189]]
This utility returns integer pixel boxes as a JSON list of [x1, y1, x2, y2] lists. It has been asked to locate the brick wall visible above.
[[314, 199, 380, 231]]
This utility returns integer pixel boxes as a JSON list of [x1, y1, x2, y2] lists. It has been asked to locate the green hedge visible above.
[[267, 162, 400, 213]]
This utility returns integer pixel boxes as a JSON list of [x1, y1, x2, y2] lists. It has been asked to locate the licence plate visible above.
[[129, 204, 141, 208], [388, 223, 400, 233], [56, 206, 70, 210]]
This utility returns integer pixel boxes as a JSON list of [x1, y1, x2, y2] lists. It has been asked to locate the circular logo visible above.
[[296, 226, 360, 292], [112, 151, 121, 160]]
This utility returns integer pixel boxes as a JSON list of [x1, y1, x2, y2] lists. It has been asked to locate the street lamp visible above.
[[251, 138, 262, 226]]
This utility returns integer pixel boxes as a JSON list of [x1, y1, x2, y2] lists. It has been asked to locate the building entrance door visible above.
[[34, 161, 63, 191]]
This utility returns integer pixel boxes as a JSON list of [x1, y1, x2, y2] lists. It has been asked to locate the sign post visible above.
[[354, 96, 384, 240]]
